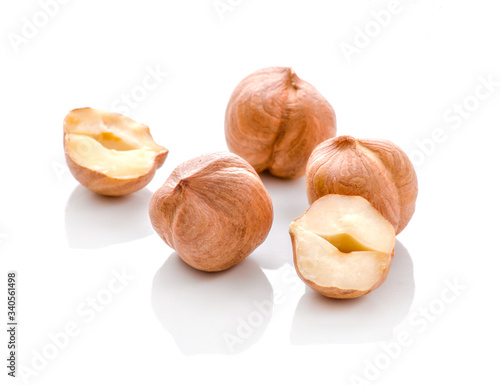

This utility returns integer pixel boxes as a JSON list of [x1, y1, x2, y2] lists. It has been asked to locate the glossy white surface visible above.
[[1, 1, 499, 384]]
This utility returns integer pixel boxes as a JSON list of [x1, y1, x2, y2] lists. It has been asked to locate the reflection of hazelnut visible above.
[[225, 67, 336, 178], [306, 136, 418, 234], [289, 194, 396, 299], [149, 152, 274, 272], [64, 108, 168, 196]]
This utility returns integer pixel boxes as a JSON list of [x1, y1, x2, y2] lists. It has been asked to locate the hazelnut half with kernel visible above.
[[225, 67, 336, 178], [64, 108, 168, 196], [306, 136, 418, 234], [289, 194, 396, 299], [149, 152, 274, 272]]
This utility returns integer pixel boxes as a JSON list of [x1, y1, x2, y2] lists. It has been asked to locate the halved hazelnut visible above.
[[289, 194, 396, 299], [306, 136, 418, 234], [149, 152, 273, 272], [225, 67, 336, 178], [63, 108, 168, 196]]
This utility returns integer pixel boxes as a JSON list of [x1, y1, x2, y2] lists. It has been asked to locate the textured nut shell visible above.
[[306, 136, 418, 234], [225, 67, 336, 178], [149, 152, 273, 272], [64, 151, 167, 196], [291, 230, 394, 299]]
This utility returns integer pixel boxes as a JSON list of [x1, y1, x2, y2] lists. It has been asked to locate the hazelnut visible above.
[[306, 136, 418, 234], [225, 67, 336, 178], [64, 107, 168, 196], [149, 152, 273, 272], [289, 194, 396, 299]]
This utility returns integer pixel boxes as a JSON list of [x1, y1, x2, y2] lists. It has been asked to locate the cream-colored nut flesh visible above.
[[64, 108, 168, 196], [289, 194, 396, 299]]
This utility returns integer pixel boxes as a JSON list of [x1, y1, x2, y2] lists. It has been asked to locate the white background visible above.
[[1, 0, 499, 384]]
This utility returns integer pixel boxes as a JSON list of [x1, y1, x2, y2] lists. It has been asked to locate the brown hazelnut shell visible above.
[[225, 67, 336, 179], [306, 136, 418, 234], [149, 152, 274, 272], [64, 151, 167, 196]]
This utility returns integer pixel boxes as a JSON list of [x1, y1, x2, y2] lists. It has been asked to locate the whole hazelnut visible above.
[[149, 152, 274, 272], [306, 136, 418, 234], [225, 67, 336, 178]]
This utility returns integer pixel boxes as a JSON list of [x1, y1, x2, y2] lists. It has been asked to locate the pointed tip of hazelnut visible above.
[[335, 135, 358, 148], [287, 68, 299, 89], [177, 178, 189, 191]]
